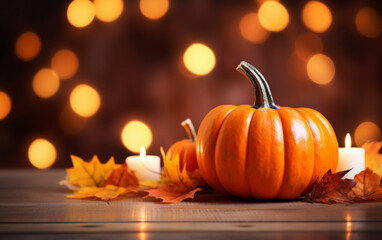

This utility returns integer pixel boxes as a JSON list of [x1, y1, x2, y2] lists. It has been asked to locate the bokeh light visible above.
[[14, 32, 41, 61], [51, 49, 79, 80], [306, 54, 335, 85], [94, 0, 124, 22], [354, 121, 381, 146], [70, 84, 101, 117], [302, 1, 332, 33], [183, 43, 216, 76], [355, 8, 382, 38], [295, 32, 323, 61], [0, 91, 12, 120], [67, 0, 95, 28], [121, 120, 153, 153], [28, 139, 56, 169], [239, 13, 270, 43], [258, 1, 289, 32], [140, 0, 169, 20], [32, 68, 60, 98]]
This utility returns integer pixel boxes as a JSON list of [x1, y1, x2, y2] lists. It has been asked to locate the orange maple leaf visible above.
[[66, 155, 119, 187], [307, 169, 356, 203], [362, 141, 382, 177], [101, 163, 139, 189], [161, 147, 203, 190], [349, 168, 382, 201], [67, 185, 130, 202], [144, 184, 202, 203]]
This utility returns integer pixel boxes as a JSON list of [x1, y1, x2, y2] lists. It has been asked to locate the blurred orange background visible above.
[[0, 0, 381, 169]]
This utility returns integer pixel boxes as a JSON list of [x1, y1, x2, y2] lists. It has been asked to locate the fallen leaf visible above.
[[349, 168, 382, 201], [144, 184, 202, 203], [362, 141, 382, 176], [139, 178, 171, 189], [58, 180, 80, 191], [67, 185, 130, 201], [307, 169, 356, 203], [101, 163, 139, 188], [66, 155, 120, 187], [161, 147, 203, 189]]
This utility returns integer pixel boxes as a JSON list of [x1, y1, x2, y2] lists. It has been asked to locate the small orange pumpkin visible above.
[[163, 119, 204, 188], [196, 61, 338, 199]]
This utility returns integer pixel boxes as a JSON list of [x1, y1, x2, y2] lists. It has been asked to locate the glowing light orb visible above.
[[15, 32, 41, 61], [183, 43, 216, 76], [70, 84, 101, 117], [28, 139, 56, 169], [121, 121, 153, 153], [354, 121, 381, 147], [67, 0, 95, 28], [355, 8, 382, 38], [32, 68, 60, 98], [302, 1, 332, 33], [94, 0, 124, 22], [306, 54, 335, 85], [51, 49, 79, 80], [239, 13, 269, 43], [258, 1, 289, 32], [0, 91, 11, 120], [140, 0, 169, 20]]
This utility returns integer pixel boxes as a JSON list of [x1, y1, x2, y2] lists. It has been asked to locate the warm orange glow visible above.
[[28, 139, 56, 169], [306, 54, 335, 85], [354, 121, 381, 146], [295, 32, 323, 61], [67, 0, 95, 28], [239, 13, 270, 43], [302, 1, 332, 33], [14, 32, 41, 61], [258, 1, 289, 32], [0, 91, 12, 120], [140, 0, 169, 20], [183, 43, 216, 76], [51, 49, 79, 80], [94, 0, 124, 22], [32, 68, 60, 98], [121, 120, 152, 153], [70, 84, 101, 117], [355, 8, 382, 38]]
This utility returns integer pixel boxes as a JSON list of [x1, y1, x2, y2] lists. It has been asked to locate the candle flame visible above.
[[345, 133, 351, 148], [140, 146, 146, 157]]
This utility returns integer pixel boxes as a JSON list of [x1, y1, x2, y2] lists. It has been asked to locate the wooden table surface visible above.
[[0, 170, 381, 239]]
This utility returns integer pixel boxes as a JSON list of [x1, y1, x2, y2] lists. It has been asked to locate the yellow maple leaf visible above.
[[362, 142, 382, 176], [67, 185, 128, 201], [66, 155, 120, 187], [161, 147, 203, 189]]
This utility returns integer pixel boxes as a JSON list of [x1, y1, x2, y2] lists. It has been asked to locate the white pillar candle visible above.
[[125, 147, 160, 181], [337, 133, 365, 179]]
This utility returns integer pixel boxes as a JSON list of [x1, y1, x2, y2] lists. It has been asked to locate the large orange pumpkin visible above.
[[196, 61, 338, 199]]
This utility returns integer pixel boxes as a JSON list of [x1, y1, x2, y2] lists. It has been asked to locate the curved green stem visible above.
[[236, 61, 278, 109], [181, 118, 197, 142]]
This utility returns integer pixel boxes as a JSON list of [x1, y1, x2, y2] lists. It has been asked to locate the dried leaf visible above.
[[161, 147, 203, 189], [144, 183, 202, 203], [58, 180, 80, 191], [349, 168, 382, 201], [307, 169, 356, 203], [362, 141, 382, 176], [66, 155, 119, 187], [101, 163, 139, 188], [139, 178, 171, 189], [67, 185, 131, 201]]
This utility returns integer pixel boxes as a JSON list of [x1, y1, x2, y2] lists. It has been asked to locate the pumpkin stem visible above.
[[181, 118, 197, 142], [236, 61, 278, 109]]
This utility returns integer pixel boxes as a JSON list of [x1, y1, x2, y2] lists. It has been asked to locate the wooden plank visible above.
[[0, 170, 382, 224], [1, 221, 382, 233]]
